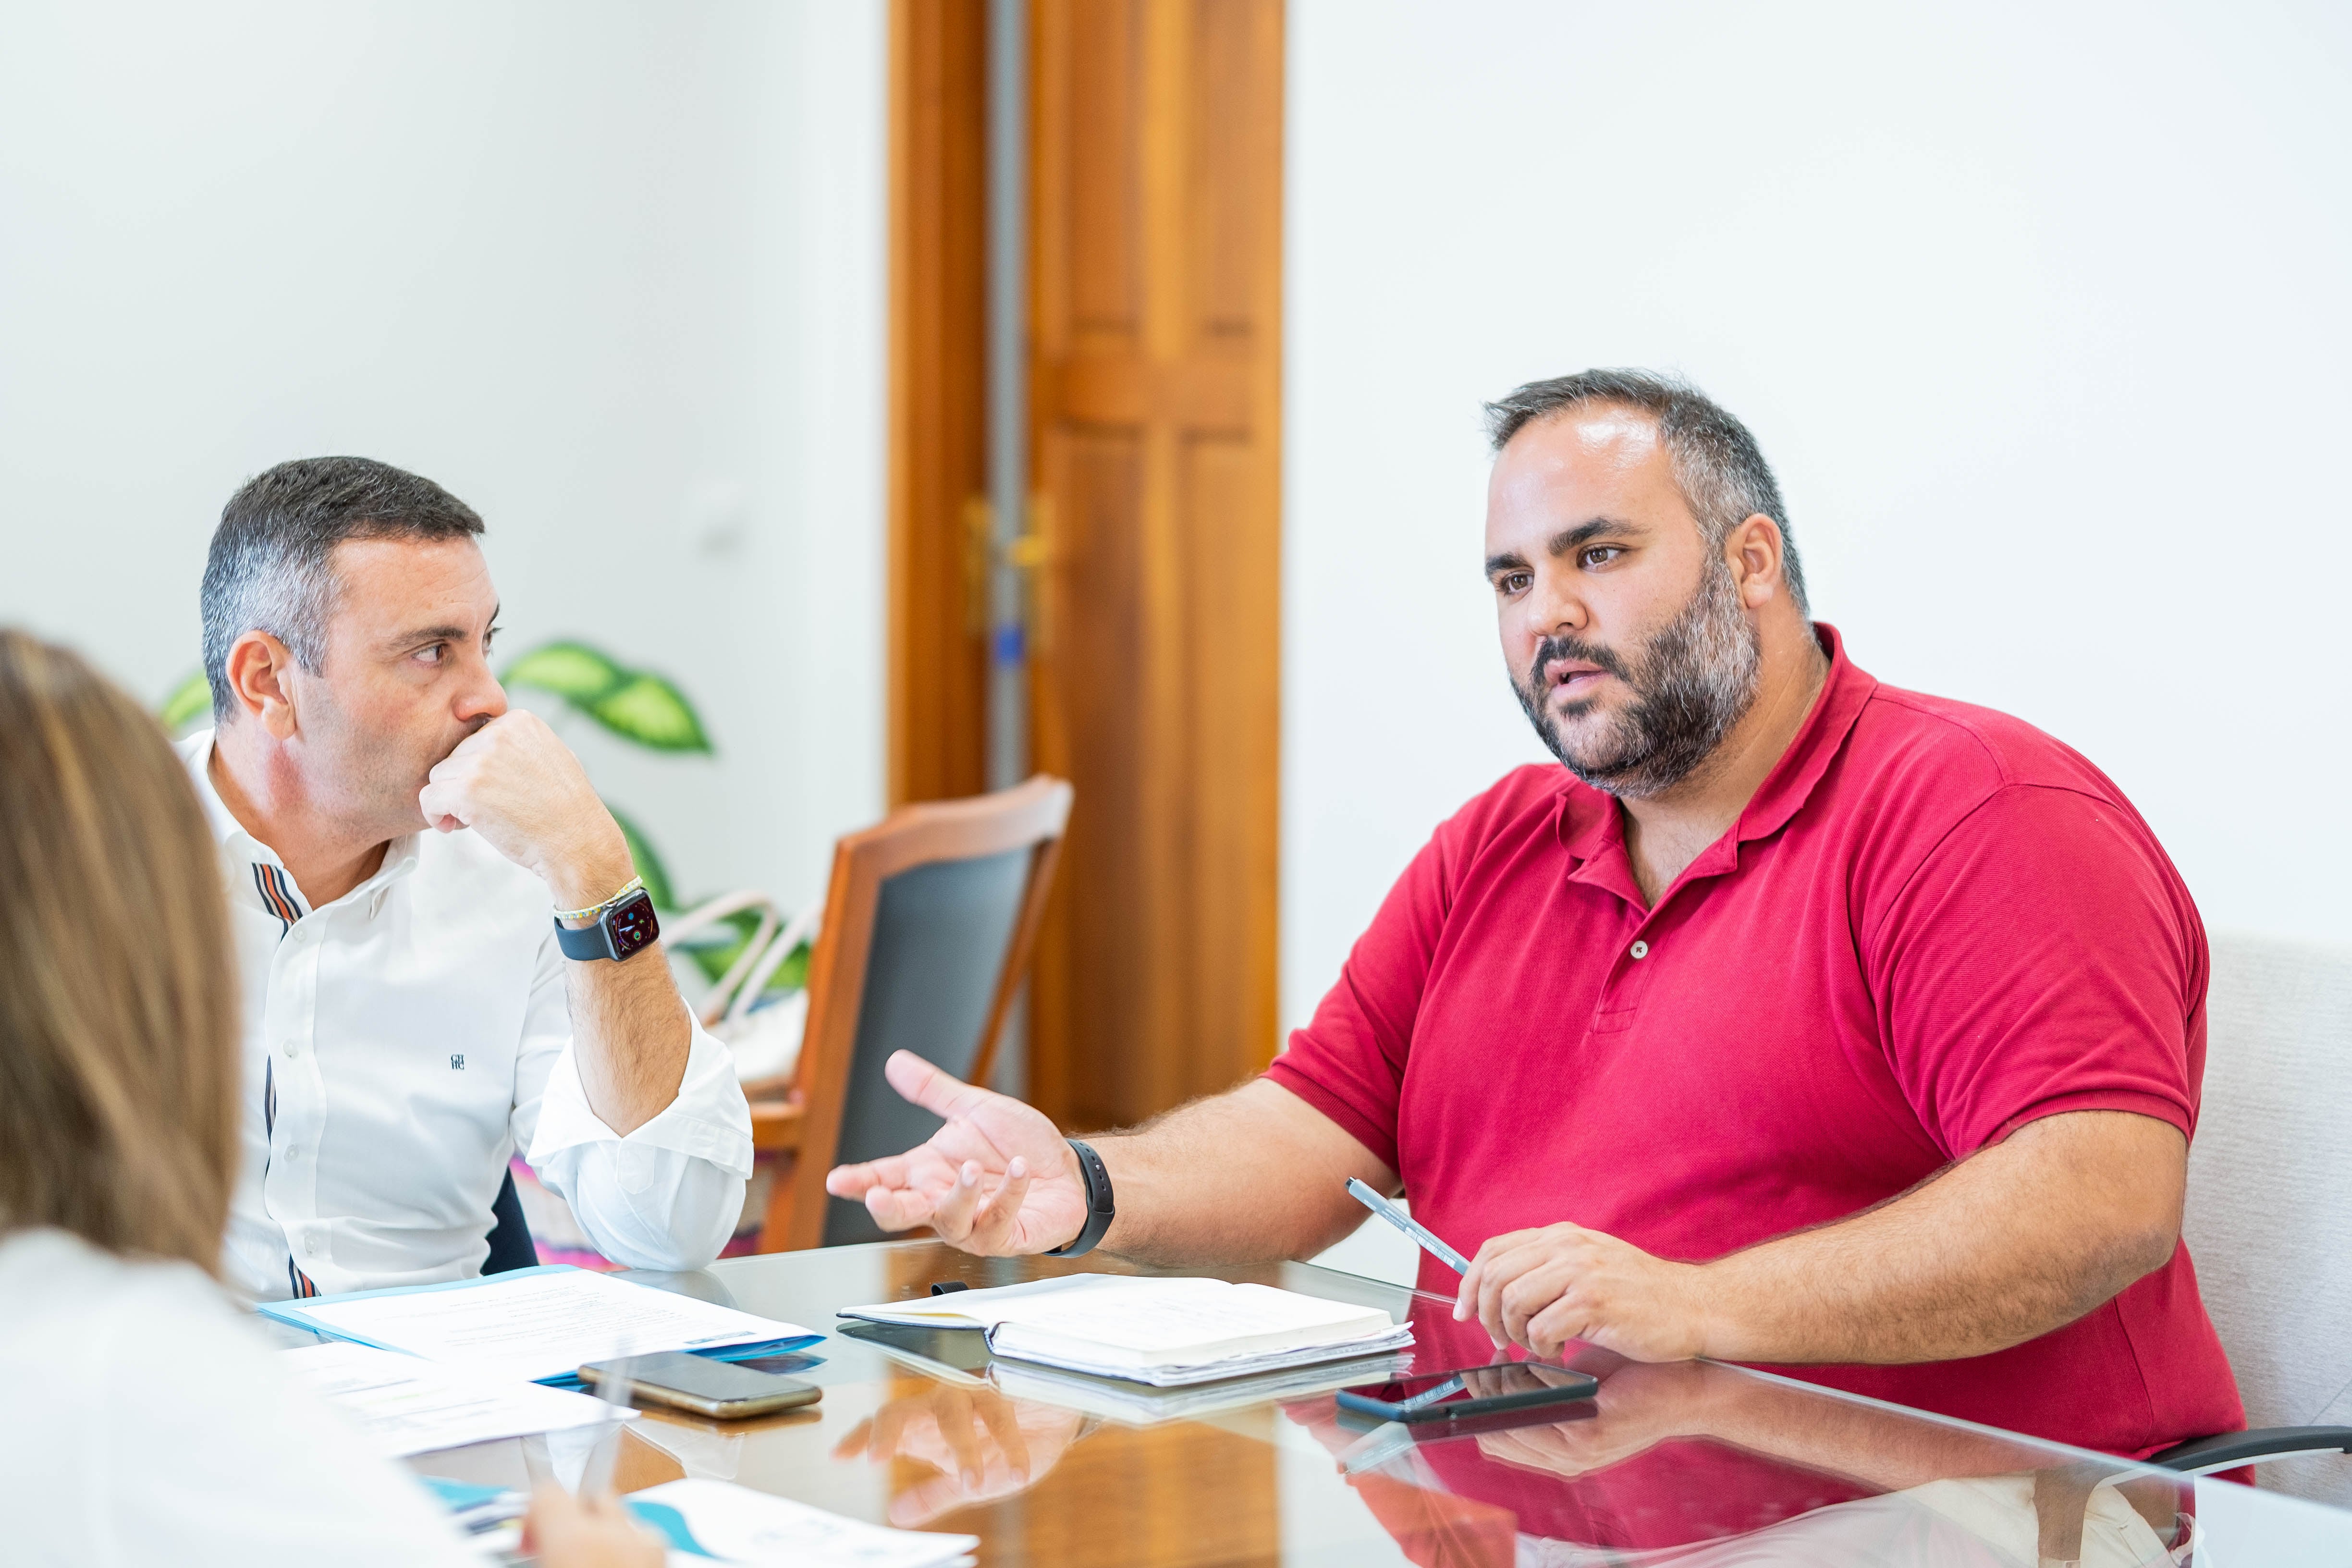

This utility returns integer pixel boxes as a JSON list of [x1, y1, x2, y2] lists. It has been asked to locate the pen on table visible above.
[[1345, 1177, 1470, 1275]]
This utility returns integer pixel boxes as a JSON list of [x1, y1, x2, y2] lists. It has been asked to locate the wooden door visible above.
[[887, 0, 992, 808], [1024, 0, 1283, 1132], [883, 8, 1283, 1545]]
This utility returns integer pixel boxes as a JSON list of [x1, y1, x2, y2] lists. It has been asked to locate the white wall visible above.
[[1284, 0, 2352, 1029], [0, 0, 886, 916]]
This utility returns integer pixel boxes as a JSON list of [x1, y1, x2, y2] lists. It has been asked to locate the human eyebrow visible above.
[[1484, 550, 1531, 578], [1545, 517, 1639, 558], [383, 623, 474, 652]]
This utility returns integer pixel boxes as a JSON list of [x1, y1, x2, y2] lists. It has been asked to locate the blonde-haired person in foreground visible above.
[[0, 630, 658, 1567]]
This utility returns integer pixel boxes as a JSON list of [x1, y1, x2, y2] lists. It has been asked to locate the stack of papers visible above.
[[258, 1264, 819, 1384], [989, 1348, 1416, 1425], [626, 1479, 976, 1567], [837, 1274, 1411, 1387], [284, 1341, 630, 1457]]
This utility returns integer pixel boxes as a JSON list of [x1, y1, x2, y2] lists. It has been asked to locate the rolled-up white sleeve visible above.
[[512, 936, 753, 1272]]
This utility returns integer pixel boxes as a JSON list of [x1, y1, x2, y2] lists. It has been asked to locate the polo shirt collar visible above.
[[181, 728, 422, 899], [1727, 620, 1876, 849], [1554, 621, 1878, 881]]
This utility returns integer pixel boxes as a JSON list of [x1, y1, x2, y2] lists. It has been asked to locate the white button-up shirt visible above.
[[181, 732, 753, 1304]]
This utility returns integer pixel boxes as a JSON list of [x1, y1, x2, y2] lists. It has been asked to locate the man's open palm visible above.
[[824, 1051, 1090, 1255]]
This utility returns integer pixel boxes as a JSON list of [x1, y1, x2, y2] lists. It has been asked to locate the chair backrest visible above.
[[774, 774, 1073, 1250], [483, 1166, 538, 1273], [2181, 931, 2352, 1505]]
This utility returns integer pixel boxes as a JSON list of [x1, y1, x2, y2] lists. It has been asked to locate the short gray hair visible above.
[[1484, 369, 1808, 614], [200, 457, 485, 720]]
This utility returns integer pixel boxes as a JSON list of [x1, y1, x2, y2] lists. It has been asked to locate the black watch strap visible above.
[[1046, 1139, 1115, 1257], [553, 889, 662, 963]]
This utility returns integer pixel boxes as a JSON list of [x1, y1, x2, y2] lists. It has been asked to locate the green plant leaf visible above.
[[503, 641, 628, 705], [682, 918, 811, 997], [682, 907, 761, 984], [767, 939, 810, 993], [678, 908, 807, 995], [588, 673, 711, 754], [685, 943, 740, 985], [158, 669, 212, 733], [606, 805, 677, 912]]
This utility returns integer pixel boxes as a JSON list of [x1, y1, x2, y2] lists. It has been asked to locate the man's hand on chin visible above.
[[416, 710, 633, 905], [1457, 1222, 1715, 1364]]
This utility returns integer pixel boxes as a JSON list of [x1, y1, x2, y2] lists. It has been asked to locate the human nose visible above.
[[1526, 564, 1589, 642], [455, 652, 508, 725]]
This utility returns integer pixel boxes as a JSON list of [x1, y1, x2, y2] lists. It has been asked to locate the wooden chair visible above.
[[745, 775, 1073, 1251]]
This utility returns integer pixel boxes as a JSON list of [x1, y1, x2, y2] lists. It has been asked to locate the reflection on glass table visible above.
[[385, 1242, 2352, 1568], [834, 1378, 1092, 1526], [1296, 1336, 2196, 1566]]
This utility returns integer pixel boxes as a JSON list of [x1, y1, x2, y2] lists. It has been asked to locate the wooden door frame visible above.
[[888, 0, 992, 808], [890, 0, 1285, 1130]]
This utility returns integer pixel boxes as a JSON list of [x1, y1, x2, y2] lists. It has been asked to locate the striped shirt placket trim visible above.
[[253, 861, 320, 1298], [252, 863, 302, 937]]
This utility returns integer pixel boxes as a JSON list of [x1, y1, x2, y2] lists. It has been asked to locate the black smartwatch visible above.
[[553, 886, 661, 962], [1046, 1139, 1115, 1257]]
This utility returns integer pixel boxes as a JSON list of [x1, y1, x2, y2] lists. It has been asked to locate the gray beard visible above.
[[1512, 557, 1762, 799]]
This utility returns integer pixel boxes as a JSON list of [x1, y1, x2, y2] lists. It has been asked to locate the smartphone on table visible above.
[[1336, 1361, 1598, 1424], [576, 1351, 822, 1420]]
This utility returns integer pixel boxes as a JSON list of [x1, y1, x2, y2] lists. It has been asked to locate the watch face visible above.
[[607, 891, 661, 959]]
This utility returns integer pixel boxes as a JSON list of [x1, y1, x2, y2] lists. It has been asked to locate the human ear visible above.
[[1727, 515, 1786, 609], [222, 631, 301, 739]]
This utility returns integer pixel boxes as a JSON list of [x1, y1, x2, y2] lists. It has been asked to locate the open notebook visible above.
[[836, 1274, 1412, 1387]]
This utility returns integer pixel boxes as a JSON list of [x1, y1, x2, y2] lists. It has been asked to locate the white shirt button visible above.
[[1630, 940, 1650, 959], [303, 1235, 320, 1256], [281, 1041, 297, 1058]]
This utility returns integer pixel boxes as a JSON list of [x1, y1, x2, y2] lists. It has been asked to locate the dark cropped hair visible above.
[[199, 456, 485, 720], [1485, 369, 1807, 613]]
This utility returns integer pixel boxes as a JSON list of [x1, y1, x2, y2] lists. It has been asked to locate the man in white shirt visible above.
[[190, 455, 753, 1303]]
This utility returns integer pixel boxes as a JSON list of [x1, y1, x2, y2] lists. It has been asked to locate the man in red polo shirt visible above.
[[826, 368, 2243, 1459]]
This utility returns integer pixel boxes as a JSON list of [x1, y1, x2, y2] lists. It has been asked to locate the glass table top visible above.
[[331, 1241, 2352, 1567]]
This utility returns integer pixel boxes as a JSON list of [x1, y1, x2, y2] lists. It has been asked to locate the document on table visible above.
[[626, 1479, 977, 1568], [839, 1273, 1411, 1386], [259, 1265, 817, 1384], [283, 1341, 629, 1458], [988, 1348, 1416, 1425]]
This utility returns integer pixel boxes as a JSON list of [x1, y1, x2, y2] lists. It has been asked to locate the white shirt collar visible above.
[[177, 727, 422, 901]]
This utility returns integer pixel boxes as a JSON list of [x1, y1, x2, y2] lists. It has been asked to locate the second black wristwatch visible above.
[[1047, 1138, 1115, 1257]]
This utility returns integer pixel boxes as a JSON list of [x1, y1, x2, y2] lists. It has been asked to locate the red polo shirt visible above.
[[1267, 624, 2242, 1457]]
